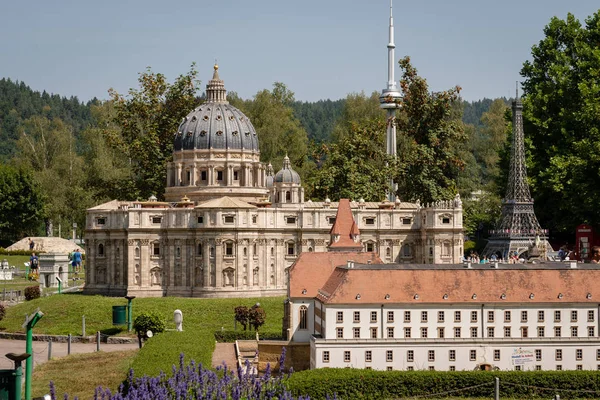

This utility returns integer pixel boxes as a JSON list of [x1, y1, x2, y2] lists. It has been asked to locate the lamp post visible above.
[[125, 296, 135, 332], [23, 308, 44, 400]]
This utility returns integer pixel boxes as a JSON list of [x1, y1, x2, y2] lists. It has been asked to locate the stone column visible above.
[[175, 163, 182, 186], [168, 239, 175, 289], [257, 240, 264, 287], [276, 239, 284, 288], [88, 238, 96, 285], [166, 164, 172, 187], [208, 165, 213, 186], [140, 240, 149, 287], [215, 239, 223, 287], [127, 239, 135, 290], [203, 241, 210, 287]]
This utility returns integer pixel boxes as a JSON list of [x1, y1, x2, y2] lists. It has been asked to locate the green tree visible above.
[[520, 11, 600, 231], [107, 65, 199, 200], [0, 165, 45, 243], [238, 83, 309, 175], [330, 91, 384, 142], [307, 118, 397, 201], [395, 56, 466, 203], [14, 116, 89, 237]]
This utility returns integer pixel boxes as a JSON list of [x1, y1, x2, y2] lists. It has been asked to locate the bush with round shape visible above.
[[133, 312, 165, 339], [24, 285, 41, 301]]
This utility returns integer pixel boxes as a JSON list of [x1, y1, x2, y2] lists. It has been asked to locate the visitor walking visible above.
[[72, 249, 82, 273], [28, 238, 35, 251], [29, 252, 39, 271]]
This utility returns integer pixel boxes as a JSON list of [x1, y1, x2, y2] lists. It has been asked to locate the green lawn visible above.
[[1, 294, 284, 377]]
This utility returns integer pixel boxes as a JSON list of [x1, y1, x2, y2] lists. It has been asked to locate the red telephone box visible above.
[[575, 224, 595, 261]]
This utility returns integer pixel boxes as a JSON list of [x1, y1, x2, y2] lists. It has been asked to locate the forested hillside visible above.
[[0, 78, 96, 160]]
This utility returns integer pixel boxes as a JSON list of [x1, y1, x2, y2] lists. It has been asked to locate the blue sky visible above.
[[1, 1, 598, 103]]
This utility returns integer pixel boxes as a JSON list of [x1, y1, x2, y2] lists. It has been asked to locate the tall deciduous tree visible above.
[[520, 11, 600, 231], [0, 165, 45, 243], [107, 65, 199, 200], [395, 56, 466, 203]]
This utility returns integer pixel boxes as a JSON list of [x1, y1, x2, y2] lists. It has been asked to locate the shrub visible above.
[[234, 306, 249, 330], [0, 248, 44, 256], [0, 303, 5, 321], [214, 330, 282, 342], [249, 306, 266, 331], [464, 240, 476, 255], [24, 285, 41, 301], [133, 312, 165, 338]]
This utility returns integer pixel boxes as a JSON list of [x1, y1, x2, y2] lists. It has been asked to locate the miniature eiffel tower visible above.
[[482, 87, 552, 260]]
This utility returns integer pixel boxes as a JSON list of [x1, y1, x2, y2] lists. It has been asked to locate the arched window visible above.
[[271, 247, 274, 256], [135, 246, 140, 259], [197, 243, 203, 256], [386, 247, 391, 257], [299, 306, 308, 330], [286, 191, 291, 203], [253, 243, 257, 255], [243, 247, 247, 257], [308, 247, 313, 252], [98, 243, 104, 257], [176, 247, 181, 258]]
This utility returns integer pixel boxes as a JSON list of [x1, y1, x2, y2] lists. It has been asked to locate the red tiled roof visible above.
[[318, 268, 600, 304], [288, 252, 383, 298], [329, 199, 362, 250]]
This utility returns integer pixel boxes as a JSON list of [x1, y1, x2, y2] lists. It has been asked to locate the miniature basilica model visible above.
[[84, 62, 463, 298]]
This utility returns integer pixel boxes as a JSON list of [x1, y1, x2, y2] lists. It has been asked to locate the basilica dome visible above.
[[173, 65, 259, 152], [274, 155, 301, 184]]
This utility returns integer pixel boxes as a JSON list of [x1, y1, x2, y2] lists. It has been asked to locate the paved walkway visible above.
[[211, 342, 237, 369], [0, 338, 139, 370]]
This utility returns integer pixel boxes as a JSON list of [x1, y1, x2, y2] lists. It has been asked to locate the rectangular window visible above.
[[402, 218, 412, 225], [152, 216, 162, 224], [287, 242, 295, 256], [407, 350, 414, 362], [366, 242, 374, 252], [197, 216, 204, 224], [252, 215, 257, 224], [404, 327, 411, 338], [201, 170, 207, 181], [470, 350, 476, 361], [597, 349, 600, 361], [521, 311, 528, 323], [365, 218, 375, 225], [535, 349, 542, 361], [515, 365, 522, 371], [153, 242, 160, 256], [556, 349, 562, 361], [454, 327, 461, 338], [365, 350, 372, 362], [353, 311, 360, 323], [494, 349, 501, 361], [217, 170, 223, 181], [336, 327, 343, 338], [336, 311, 343, 323], [421, 327, 428, 338], [386, 350, 393, 362], [555, 310, 561, 322], [504, 311, 511, 322], [404, 311, 411, 323], [388, 327, 395, 338], [286, 217, 296, 224], [233, 170, 239, 180], [328, 217, 336, 225], [488, 310, 495, 322], [487, 327, 495, 338], [407, 366, 414, 371], [538, 326, 545, 337], [224, 215, 235, 224], [370, 327, 378, 339], [353, 327, 360, 338], [576, 349, 583, 361], [428, 366, 435, 371], [555, 327, 562, 337], [538, 310, 545, 322], [371, 311, 378, 323], [576, 364, 583, 370], [471, 311, 478, 323], [438, 327, 445, 338], [322, 351, 330, 363], [344, 351, 351, 362], [471, 327, 478, 338], [572, 326, 578, 337], [504, 326, 511, 338], [387, 366, 393, 371], [421, 311, 428, 323], [442, 217, 450, 224], [454, 311, 461, 322], [428, 350, 435, 362], [449, 366, 456, 371], [589, 310, 595, 322], [438, 311, 445, 322], [589, 326, 595, 337], [225, 242, 234, 256], [571, 310, 578, 322], [449, 350, 456, 361], [556, 365, 562, 371], [387, 311, 394, 323], [96, 217, 106, 225]]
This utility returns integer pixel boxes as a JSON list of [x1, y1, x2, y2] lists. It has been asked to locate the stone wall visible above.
[[257, 340, 310, 372]]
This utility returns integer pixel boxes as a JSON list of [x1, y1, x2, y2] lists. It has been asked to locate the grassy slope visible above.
[[32, 350, 138, 400], [1, 294, 284, 376]]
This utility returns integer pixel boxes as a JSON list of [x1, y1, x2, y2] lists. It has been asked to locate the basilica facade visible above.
[[83, 66, 464, 298]]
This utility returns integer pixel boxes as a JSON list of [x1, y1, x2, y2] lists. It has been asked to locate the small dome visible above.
[[274, 155, 301, 184], [173, 65, 259, 152]]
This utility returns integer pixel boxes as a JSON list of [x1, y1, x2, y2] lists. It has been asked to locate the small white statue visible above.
[[174, 309, 183, 332]]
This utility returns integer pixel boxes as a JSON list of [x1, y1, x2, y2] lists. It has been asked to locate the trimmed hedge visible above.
[[0, 248, 41, 256], [214, 330, 282, 342], [286, 369, 600, 399]]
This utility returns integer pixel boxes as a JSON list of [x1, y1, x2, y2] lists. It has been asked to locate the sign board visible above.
[[511, 348, 534, 365]]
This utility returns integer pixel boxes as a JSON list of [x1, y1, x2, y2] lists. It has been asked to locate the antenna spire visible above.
[[516, 81, 519, 99]]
